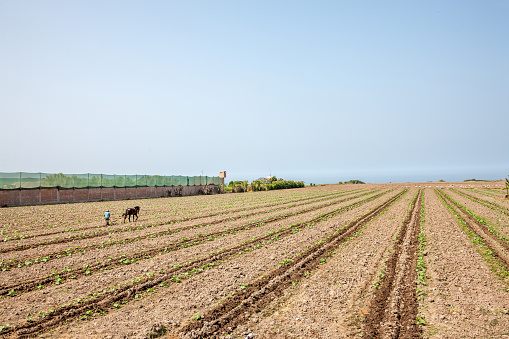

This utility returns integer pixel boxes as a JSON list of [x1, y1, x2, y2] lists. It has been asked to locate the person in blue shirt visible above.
[[104, 209, 111, 225]]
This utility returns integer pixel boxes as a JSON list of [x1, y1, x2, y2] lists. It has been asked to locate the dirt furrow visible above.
[[0, 190, 396, 337], [418, 187, 509, 338], [0, 190, 369, 255], [229, 189, 417, 338], [1, 190, 356, 244], [0, 187, 386, 332], [0, 191, 386, 296], [363, 189, 422, 339], [176, 190, 407, 338], [451, 189, 509, 216], [436, 189, 509, 268], [0, 190, 349, 237], [476, 188, 508, 198], [0, 191, 373, 275]]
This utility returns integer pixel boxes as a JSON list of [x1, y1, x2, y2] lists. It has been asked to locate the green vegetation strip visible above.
[[416, 190, 427, 326], [440, 190, 509, 248], [451, 189, 509, 216], [435, 190, 509, 285], [481, 188, 507, 197]]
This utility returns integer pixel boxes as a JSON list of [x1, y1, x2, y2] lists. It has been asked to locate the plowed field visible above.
[[1, 182, 508, 338]]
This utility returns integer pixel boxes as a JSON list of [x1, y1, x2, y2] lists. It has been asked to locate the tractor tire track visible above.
[[176, 190, 407, 339], [363, 189, 422, 339]]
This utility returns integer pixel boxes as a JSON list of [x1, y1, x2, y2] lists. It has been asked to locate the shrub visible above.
[[344, 180, 365, 184], [267, 180, 305, 190], [227, 181, 244, 187], [250, 180, 262, 192], [233, 184, 244, 193]]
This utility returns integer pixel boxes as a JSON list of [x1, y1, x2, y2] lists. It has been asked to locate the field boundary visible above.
[[0, 185, 220, 207]]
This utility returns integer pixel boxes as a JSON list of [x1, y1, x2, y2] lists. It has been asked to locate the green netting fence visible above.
[[0, 172, 221, 190]]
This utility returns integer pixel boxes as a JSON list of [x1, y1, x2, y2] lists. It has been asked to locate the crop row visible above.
[[1, 189, 363, 250], [449, 189, 509, 217], [363, 189, 422, 338], [0, 190, 389, 297], [435, 190, 509, 282], [178, 190, 408, 338], [0, 190, 364, 243], [0, 190, 404, 337], [0, 189, 336, 234], [0, 190, 375, 273], [0, 189, 350, 235]]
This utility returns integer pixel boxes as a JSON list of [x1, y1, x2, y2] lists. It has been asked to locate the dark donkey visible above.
[[123, 206, 140, 222]]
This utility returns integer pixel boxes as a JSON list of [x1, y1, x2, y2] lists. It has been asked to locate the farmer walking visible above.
[[104, 209, 111, 225]]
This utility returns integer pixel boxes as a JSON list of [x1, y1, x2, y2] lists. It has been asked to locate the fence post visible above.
[[18, 172, 21, 205]]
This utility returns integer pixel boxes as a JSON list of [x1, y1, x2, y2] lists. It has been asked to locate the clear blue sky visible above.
[[1, 1, 508, 183]]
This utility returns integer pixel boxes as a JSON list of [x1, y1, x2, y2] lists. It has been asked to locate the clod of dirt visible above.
[[143, 323, 167, 338]]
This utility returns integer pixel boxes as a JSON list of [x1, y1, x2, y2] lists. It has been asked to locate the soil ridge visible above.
[[363, 189, 422, 339]]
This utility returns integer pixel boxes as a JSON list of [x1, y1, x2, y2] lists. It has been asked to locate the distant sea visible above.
[[295, 172, 504, 185], [228, 168, 505, 185]]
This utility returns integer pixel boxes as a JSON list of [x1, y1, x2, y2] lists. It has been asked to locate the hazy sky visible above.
[[1, 1, 508, 183]]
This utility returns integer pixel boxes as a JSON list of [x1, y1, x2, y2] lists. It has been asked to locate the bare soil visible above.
[[0, 181, 508, 339]]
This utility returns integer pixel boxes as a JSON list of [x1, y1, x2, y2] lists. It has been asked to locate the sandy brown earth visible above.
[[0, 181, 508, 338], [419, 189, 509, 338]]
